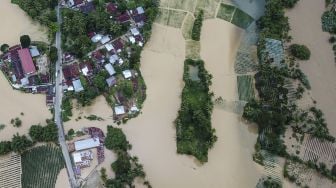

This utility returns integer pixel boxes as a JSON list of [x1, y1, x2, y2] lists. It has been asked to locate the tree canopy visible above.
[[20, 35, 31, 48]]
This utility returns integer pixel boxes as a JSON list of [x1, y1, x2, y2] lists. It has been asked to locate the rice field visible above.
[[237, 75, 255, 101], [216, 3, 254, 29], [21, 145, 65, 188], [169, 0, 197, 13], [186, 40, 200, 60], [216, 3, 235, 22], [156, 8, 187, 28], [195, 0, 220, 18], [182, 13, 195, 40]]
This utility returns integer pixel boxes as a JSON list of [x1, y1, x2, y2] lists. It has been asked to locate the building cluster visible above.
[[0, 45, 54, 105], [68, 127, 105, 177]]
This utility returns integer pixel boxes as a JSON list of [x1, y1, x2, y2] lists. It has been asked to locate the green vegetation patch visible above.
[[237, 75, 255, 101], [156, 8, 186, 28], [175, 59, 217, 163], [195, 0, 220, 19], [21, 145, 64, 188], [186, 40, 200, 59], [216, 3, 235, 22], [182, 13, 195, 40], [231, 8, 254, 29], [169, 0, 197, 13]]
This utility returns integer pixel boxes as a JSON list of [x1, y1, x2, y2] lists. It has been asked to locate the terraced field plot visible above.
[[186, 40, 200, 60], [21, 145, 64, 188], [169, 0, 197, 13], [237, 75, 255, 101], [182, 13, 195, 39], [195, 0, 220, 18]]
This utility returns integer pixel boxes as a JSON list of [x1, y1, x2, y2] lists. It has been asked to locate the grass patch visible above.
[[21, 145, 64, 188], [182, 13, 195, 40], [175, 59, 217, 163], [231, 7, 254, 29], [186, 40, 200, 59], [216, 3, 235, 22], [237, 75, 255, 101]]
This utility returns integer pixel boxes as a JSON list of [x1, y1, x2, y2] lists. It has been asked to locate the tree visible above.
[[29, 125, 44, 141], [0, 44, 9, 53], [118, 80, 134, 99], [191, 10, 204, 41], [68, 128, 75, 136], [11, 134, 33, 153], [289, 44, 311, 60], [20, 35, 31, 48], [93, 70, 109, 92], [49, 46, 58, 64], [0, 141, 12, 155], [105, 126, 130, 151]]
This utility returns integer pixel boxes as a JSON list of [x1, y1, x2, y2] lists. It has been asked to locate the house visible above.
[[104, 63, 116, 76], [122, 70, 132, 79], [129, 36, 136, 44], [130, 28, 140, 36], [62, 64, 80, 81], [72, 79, 84, 92], [114, 105, 125, 115], [63, 52, 75, 62], [112, 39, 124, 53], [262, 38, 285, 67], [74, 138, 100, 151], [106, 3, 117, 14], [91, 34, 103, 43], [100, 35, 111, 44], [29, 46, 40, 57], [80, 62, 93, 76], [18, 48, 36, 76], [106, 76, 117, 87], [117, 12, 131, 23], [135, 7, 145, 15], [109, 54, 119, 64], [92, 51, 105, 63], [105, 44, 114, 52]]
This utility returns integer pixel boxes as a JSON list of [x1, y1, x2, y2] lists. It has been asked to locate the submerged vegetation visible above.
[[104, 126, 150, 187], [175, 59, 216, 162]]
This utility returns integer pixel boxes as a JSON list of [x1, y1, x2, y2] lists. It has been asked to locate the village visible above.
[[0, 0, 148, 122]]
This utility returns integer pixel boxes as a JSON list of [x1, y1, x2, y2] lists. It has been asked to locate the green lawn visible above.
[[237, 75, 255, 101], [216, 3, 235, 22], [21, 145, 65, 188]]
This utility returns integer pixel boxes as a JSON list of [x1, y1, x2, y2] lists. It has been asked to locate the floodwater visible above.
[[0, 0, 48, 46]]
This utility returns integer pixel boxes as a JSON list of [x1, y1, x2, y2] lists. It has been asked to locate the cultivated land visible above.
[[287, 0, 336, 137]]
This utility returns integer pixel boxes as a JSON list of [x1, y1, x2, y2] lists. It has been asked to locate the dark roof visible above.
[[132, 14, 146, 23], [74, 0, 84, 6], [112, 39, 124, 51], [106, 3, 117, 14], [134, 35, 143, 42], [9, 47, 24, 79], [79, 2, 95, 14], [92, 51, 104, 61], [62, 64, 80, 80], [117, 13, 130, 23]]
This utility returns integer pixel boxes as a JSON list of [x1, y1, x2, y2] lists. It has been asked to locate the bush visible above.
[[20, 35, 31, 48], [105, 126, 131, 151], [0, 44, 9, 53], [191, 10, 204, 41], [289, 44, 311, 60], [329, 36, 336, 43]]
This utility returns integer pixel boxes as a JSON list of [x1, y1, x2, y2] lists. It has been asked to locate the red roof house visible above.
[[18, 48, 36, 75], [107, 3, 117, 14]]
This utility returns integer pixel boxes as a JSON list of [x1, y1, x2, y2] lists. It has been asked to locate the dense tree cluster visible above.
[[289, 44, 311, 60], [191, 10, 204, 41], [104, 126, 150, 188], [20, 35, 31, 48], [29, 121, 58, 143], [175, 59, 217, 162]]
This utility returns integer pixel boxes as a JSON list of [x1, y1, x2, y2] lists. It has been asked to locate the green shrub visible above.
[[191, 11, 204, 41], [289, 44, 311, 60]]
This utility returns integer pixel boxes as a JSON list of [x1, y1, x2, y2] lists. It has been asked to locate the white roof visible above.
[[136, 7, 145, 14], [73, 152, 82, 163], [138, 42, 143, 47], [81, 66, 89, 76], [72, 79, 84, 92], [100, 36, 111, 44], [74, 138, 100, 151], [91, 34, 102, 43], [130, 105, 139, 112], [67, 86, 74, 91], [11, 75, 17, 82], [115, 105, 125, 115], [20, 77, 29, 86], [129, 36, 136, 44], [29, 46, 40, 57], [104, 63, 116, 75], [130, 28, 140, 36], [105, 44, 114, 51], [109, 54, 119, 64], [122, 70, 132, 79], [119, 58, 124, 65]]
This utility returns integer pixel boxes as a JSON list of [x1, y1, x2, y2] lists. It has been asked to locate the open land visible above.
[[287, 0, 336, 136]]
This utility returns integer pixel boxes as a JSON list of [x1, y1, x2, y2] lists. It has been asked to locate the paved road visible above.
[[55, 5, 79, 188]]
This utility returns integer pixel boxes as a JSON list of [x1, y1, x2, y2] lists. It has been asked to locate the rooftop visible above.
[[74, 138, 100, 151], [18, 48, 36, 75]]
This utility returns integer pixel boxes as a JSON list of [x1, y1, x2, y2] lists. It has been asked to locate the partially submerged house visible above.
[[74, 138, 100, 151]]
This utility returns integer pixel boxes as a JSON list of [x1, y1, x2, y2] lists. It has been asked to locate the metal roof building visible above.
[[74, 138, 100, 151]]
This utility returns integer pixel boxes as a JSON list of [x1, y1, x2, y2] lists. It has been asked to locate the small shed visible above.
[[106, 76, 117, 87], [114, 105, 125, 115], [91, 34, 102, 43], [122, 70, 132, 79], [130, 28, 140, 36], [105, 44, 114, 52], [109, 54, 119, 64], [29, 46, 40, 57]]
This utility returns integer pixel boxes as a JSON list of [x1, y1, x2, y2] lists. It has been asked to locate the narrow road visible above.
[[55, 5, 79, 188]]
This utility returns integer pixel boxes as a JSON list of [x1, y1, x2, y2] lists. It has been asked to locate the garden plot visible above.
[[216, 3, 235, 22], [21, 145, 64, 188], [169, 0, 197, 13], [186, 40, 200, 60], [0, 154, 22, 188], [237, 75, 255, 101], [182, 13, 195, 40]]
